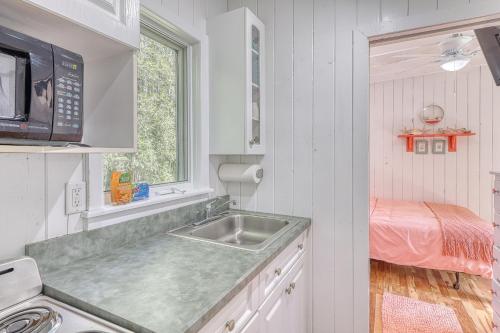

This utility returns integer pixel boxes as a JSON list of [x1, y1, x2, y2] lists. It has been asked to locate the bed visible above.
[[370, 198, 493, 280]]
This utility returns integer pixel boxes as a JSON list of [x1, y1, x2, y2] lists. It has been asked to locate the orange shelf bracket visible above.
[[448, 135, 457, 152]]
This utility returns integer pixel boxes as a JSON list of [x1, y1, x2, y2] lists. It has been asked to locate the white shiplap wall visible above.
[[0, 154, 84, 260], [0, 0, 222, 261], [213, 1, 500, 332], [370, 66, 499, 223]]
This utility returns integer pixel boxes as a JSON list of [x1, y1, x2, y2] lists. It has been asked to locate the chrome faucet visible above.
[[206, 198, 236, 219]]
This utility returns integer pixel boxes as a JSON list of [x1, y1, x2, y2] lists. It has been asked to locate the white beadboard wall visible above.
[[0, 0, 222, 262], [0, 154, 84, 260], [370, 66, 500, 223]]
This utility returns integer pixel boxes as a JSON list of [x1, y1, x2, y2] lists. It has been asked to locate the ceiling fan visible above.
[[392, 33, 481, 72]]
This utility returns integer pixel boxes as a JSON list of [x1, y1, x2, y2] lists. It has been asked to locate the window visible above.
[[103, 24, 188, 189]]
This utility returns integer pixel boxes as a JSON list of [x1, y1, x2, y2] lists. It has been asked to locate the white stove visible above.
[[0, 257, 131, 333]]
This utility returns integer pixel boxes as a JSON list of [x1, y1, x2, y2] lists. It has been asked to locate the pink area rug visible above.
[[382, 293, 463, 333]]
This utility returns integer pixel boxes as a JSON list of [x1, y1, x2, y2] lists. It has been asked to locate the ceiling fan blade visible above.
[[392, 54, 441, 58]]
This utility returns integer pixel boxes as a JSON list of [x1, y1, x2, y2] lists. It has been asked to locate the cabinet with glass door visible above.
[[208, 7, 265, 155]]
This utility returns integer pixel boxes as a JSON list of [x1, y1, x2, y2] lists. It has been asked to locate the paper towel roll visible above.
[[218, 163, 263, 184]]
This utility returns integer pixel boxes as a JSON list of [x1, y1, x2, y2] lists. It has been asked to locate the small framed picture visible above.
[[415, 140, 428, 154], [432, 139, 447, 154]]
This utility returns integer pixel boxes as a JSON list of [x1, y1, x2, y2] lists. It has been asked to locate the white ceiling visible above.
[[370, 29, 487, 83]]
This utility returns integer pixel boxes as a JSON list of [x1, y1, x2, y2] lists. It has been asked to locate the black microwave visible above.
[[0, 25, 83, 144]]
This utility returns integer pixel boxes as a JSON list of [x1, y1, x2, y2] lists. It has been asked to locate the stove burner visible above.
[[0, 306, 62, 333]]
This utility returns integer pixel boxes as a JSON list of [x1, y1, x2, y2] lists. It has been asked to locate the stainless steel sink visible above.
[[169, 214, 293, 251]]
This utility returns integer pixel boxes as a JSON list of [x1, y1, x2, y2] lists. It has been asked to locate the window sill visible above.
[[82, 188, 214, 230]]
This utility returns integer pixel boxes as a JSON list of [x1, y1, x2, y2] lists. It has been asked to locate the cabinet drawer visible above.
[[259, 231, 307, 301], [494, 246, 500, 277], [199, 276, 260, 333], [495, 214, 500, 245], [495, 310, 500, 333], [493, 278, 500, 317], [495, 194, 500, 214], [495, 179, 500, 192]]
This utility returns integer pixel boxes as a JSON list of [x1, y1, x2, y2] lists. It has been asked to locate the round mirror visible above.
[[421, 105, 445, 125]]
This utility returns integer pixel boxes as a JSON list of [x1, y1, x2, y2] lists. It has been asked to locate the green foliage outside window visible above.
[[104, 30, 186, 189]]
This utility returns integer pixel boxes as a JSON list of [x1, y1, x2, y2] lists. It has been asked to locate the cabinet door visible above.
[[245, 10, 265, 155], [260, 288, 287, 333], [198, 277, 260, 333], [24, 0, 139, 48], [285, 260, 307, 333], [240, 312, 260, 333]]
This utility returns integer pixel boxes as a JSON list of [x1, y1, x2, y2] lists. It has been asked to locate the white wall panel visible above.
[[179, 0, 194, 24], [382, 81, 394, 199], [292, 0, 313, 218], [444, 71, 457, 205], [0, 154, 83, 261], [402, 78, 414, 201], [409, 0, 437, 16], [480, 66, 493, 220], [381, 0, 408, 22], [206, 0, 227, 18], [456, 71, 469, 208], [392, 79, 403, 200], [433, 74, 446, 203], [312, 0, 336, 330], [162, 0, 179, 16], [273, 0, 294, 215], [370, 66, 498, 222], [356, 0, 380, 26], [0, 154, 45, 260]]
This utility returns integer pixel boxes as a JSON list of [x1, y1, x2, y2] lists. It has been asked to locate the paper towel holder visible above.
[[218, 163, 264, 184]]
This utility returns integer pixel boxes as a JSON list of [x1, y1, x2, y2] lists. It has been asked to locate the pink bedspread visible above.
[[370, 198, 492, 279]]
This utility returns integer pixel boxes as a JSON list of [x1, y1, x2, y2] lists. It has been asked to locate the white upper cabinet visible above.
[[208, 8, 265, 155], [0, 0, 138, 152], [23, 0, 140, 48]]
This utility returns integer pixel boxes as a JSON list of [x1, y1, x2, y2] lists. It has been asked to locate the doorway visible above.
[[364, 18, 500, 333]]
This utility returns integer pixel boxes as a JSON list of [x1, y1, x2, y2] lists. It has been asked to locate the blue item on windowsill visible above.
[[132, 182, 149, 201]]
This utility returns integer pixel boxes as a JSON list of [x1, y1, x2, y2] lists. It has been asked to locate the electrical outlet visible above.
[[66, 182, 86, 215]]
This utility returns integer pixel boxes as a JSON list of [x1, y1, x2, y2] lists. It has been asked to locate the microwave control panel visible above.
[[51, 45, 84, 142]]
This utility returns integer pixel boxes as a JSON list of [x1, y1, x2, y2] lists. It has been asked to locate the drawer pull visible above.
[[493, 223, 500, 228], [493, 189, 500, 194], [285, 286, 292, 295], [492, 290, 497, 296], [275, 268, 282, 276], [298, 243, 304, 250], [494, 258, 498, 263], [225, 319, 236, 331], [290, 282, 296, 289]]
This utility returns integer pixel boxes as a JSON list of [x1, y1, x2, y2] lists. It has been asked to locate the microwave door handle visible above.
[[20, 55, 31, 121]]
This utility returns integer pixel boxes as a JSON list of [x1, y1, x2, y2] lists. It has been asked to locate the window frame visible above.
[[102, 24, 190, 190], [83, 6, 212, 229]]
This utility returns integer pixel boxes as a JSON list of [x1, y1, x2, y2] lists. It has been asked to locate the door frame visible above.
[[351, 3, 500, 332]]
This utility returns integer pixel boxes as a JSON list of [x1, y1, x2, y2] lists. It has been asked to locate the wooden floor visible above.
[[370, 260, 492, 333]]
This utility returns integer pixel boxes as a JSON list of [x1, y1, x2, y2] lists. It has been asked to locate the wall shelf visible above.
[[397, 132, 476, 152]]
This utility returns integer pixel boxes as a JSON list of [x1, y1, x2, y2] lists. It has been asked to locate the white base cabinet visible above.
[[199, 229, 310, 333], [260, 257, 306, 333]]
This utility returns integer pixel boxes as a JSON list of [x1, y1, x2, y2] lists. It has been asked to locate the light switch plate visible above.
[[66, 182, 86, 215]]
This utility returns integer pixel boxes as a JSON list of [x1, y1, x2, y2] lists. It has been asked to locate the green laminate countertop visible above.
[[41, 211, 311, 333]]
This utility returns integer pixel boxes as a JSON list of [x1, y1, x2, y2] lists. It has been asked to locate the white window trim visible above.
[[83, 5, 211, 230]]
